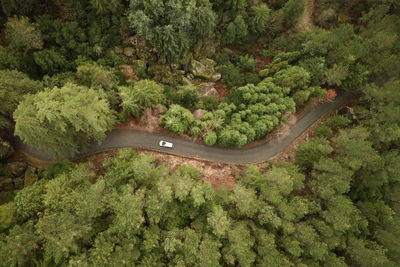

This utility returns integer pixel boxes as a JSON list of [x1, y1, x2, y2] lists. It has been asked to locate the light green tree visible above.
[[119, 79, 165, 117], [14, 83, 116, 158]]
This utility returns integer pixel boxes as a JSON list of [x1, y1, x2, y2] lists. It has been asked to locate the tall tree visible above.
[[14, 83, 116, 158]]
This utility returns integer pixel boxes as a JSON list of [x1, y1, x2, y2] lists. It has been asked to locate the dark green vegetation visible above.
[[0, 0, 399, 156], [1, 80, 400, 266], [1, 0, 400, 266]]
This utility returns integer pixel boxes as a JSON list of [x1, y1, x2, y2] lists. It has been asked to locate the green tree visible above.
[[0, 70, 42, 129], [177, 85, 200, 110], [222, 15, 248, 45], [249, 3, 272, 34], [5, 16, 43, 52], [204, 131, 217, 146], [282, 0, 306, 28], [119, 79, 165, 118], [161, 105, 195, 135], [296, 138, 333, 171], [128, 0, 216, 61], [14, 83, 116, 158], [13, 180, 45, 221]]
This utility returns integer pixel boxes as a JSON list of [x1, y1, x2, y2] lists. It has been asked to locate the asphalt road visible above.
[[17, 91, 357, 164]]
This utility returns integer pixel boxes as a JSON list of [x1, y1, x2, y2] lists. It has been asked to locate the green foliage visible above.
[[14, 83, 116, 159], [0, 69, 42, 129], [249, 3, 272, 34], [204, 131, 217, 146], [128, 0, 216, 61], [0, 202, 16, 231], [296, 138, 333, 171], [13, 180, 45, 221], [33, 49, 67, 75], [260, 49, 270, 58], [119, 79, 165, 117], [222, 15, 248, 45], [273, 65, 310, 92], [202, 96, 219, 111], [177, 85, 200, 110], [315, 124, 333, 139], [236, 54, 257, 72], [5, 16, 43, 52], [282, 0, 306, 28], [326, 115, 351, 131], [161, 105, 195, 135], [293, 89, 311, 106], [76, 62, 119, 91], [218, 63, 245, 88]]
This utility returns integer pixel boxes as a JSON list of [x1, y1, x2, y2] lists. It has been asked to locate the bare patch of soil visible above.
[[296, 0, 316, 32]]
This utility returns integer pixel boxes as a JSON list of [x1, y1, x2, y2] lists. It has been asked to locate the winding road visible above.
[[17, 91, 357, 164]]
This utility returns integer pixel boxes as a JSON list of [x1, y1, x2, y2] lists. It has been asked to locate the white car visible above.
[[159, 140, 173, 148]]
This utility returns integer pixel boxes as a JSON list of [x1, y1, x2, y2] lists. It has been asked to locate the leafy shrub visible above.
[[119, 79, 165, 117], [315, 125, 333, 139], [202, 96, 219, 111], [215, 52, 231, 66], [43, 160, 75, 180], [218, 63, 245, 88], [161, 105, 195, 134], [177, 85, 200, 110], [293, 90, 311, 106], [236, 54, 257, 72], [0, 202, 16, 231], [204, 131, 217, 146], [190, 126, 202, 137], [245, 72, 260, 85], [13, 180, 45, 220], [136, 66, 148, 79], [326, 115, 351, 131]]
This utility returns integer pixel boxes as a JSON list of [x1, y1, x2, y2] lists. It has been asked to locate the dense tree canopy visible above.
[[13, 83, 116, 158]]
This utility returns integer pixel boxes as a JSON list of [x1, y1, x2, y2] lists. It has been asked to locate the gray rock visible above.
[[182, 76, 193, 86], [8, 161, 28, 177], [211, 72, 222, 82], [0, 177, 13, 191], [124, 47, 135, 57], [0, 137, 14, 160], [191, 59, 217, 80], [193, 109, 206, 120], [199, 83, 220, 98]]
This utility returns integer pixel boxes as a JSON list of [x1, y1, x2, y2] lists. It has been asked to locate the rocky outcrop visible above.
[[199, 83, 220, 98], [0, 177, 13, 191], [193, 109, 206, 120], [191, 59, 221, 81]]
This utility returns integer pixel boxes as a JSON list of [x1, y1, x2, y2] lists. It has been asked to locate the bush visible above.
[[293, 90, 311, 106], [43, 160, 74, 180], [326, 115, 351, 131], [0, 202, 16, 231], [215, 52, 231, 66], [218, 63, 245, 88], [245, 72, 260, 85], [204, 131, 217, 146], [161, 105, 195, 135], [190, 126, 202, 137], [202, 96, 219, 111], [177, 85, 200, 110], [136, 66, 148, 79], [119, 79, 166, 117], [13, 180, 45, 220], [315, 125, 333, 139], [236, 54, 258, 72]]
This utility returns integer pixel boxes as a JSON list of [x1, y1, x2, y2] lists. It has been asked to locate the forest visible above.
[[0, 0, 400, 266]]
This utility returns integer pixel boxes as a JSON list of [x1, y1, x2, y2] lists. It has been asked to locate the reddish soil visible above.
[[214, 80, 230, 102], [255, 56, 273, 73]]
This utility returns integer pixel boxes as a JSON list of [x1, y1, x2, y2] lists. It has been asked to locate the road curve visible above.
[[17, 91, 357, 164]]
